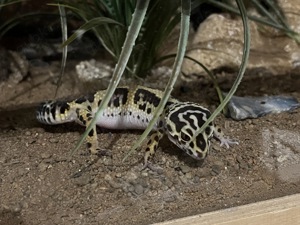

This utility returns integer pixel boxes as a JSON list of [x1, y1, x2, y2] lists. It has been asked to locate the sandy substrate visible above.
[[0, 62, 299, 225]]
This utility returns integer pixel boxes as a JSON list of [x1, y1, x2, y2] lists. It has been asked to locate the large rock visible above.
[[182, 0, 300, 80]]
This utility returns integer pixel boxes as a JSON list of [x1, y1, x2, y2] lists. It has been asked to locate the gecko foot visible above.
[[219, 138, 239, 149]]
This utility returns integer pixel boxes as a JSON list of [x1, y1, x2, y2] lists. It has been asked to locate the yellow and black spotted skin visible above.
[[36, 85, 237, 165]]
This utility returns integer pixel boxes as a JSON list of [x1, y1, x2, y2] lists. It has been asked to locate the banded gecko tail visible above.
[[36, 100, 76, 125]]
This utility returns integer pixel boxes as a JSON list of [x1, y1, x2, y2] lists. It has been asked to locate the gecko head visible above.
[[164, 102, 214, 160]]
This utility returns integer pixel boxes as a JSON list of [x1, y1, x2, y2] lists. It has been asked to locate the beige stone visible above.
[[182, 0, 300, 81]]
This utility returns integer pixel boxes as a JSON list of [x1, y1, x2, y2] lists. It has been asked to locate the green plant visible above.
[[71, 0, 152, 156], [66, 0, 249, 161], [59, 0, 181, 78], [193, 0, 250, 138], [48, 0, 251, 159], [125, 0, 192, 161], [0, 0, 59, 38], [0, 0, 31, 37], [0, 0, 22, 7], [66, 0, 194, 158]]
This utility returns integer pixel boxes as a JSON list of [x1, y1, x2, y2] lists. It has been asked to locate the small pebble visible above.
[[12, 203, 22, 213], [134, 184, 144, 195], [0, 157, 7, 163], [236, 156, 248, 169], [103, 158, 113, 166], [212, 144, 222, 152], [107, 179, 122, 189], [147, 190, 158, 197], [179, 165, 191, 174], [49, 138, 59, 143], [41, 152, 52, 159], [38, 162, 49, 172], [127, 185, 135, 193], [163, 194, 177, 203], [179, 175, 188, 184], [25, 131, 31, 136], [137, 178, 148, 188], [154, 167, 164, 175], [213, 160, 225, 168], [162, 185, 169, 191], [27, 139, 36, 144], [115, 173, 122, 178], [74, 175, 91, 186], [125, 171, 138, 181], [164, 180, 173, 188], [197, 168, 211, 178], [141, 171, 149, 177], [17, 167, 29, 176], [185, 172, 193, 179], [211, 164, 222, 175], [193, 176, 200, 183], [104, 174, 112, 181]]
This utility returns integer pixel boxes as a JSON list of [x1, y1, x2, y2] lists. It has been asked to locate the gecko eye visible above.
[[196, 134, 206, 151], [181, 132, 190, 142]]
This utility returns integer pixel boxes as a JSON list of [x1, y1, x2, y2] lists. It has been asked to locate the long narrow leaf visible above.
[[71, 0, 151, 156], [250, 0, 278, 25], [55, 4, 68, 98], [123, 0, 191, 162], [0, 12, 57, 37], [193, 0, 250, 138], [264, 0, 289, 28], [61, 17, 123, 47], [155, 53, 225, 112], [0, 0, 22, 7]]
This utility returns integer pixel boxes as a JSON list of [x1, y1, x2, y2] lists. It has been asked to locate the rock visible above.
[[104, 174, 112, 181], [49, 138, 59, 143], [185, 172, 193, 180], [124, 171, 138, 182], [182, 0, 300, 80], [147, 190, 158, 197], [213, 160, 225, 168], [0, 47, 9, 81], [133, 184, 144, 195], [179, 175, 188, 184], [8, 51, 29, 84], [40, 152, 52, 159], [25, 131, 31, 136], [76, 59, 113, 82], [197, 168, 211, 178], [236, 156, 249, 169], [211, 164, 222, 175], [0, 48, 29, 83], [38, 162, 49, 172], [73, 175, 91, 187], [179, 165, 191, 174], [163, 191, 178, 203]]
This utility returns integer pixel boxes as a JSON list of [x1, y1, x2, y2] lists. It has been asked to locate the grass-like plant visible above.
[[0, 0, 33, 37], [193, 0, 250, 138], [66, 0, 249, 161], [59, 0, 181, 78], [0, 0, 61, 38], [71, 0, 152, 156]]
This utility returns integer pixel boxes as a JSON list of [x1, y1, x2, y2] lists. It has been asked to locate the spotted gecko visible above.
[[36, 85, 238, 165]]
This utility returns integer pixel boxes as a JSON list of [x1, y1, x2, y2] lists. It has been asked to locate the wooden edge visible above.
[[155, 193, 300, 225]]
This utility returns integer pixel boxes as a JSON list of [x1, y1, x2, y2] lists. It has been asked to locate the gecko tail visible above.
[[36, 100, 74, 125]]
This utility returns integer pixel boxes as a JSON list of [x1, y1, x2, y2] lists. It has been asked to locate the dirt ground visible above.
[[0, 61, 300, 225]]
